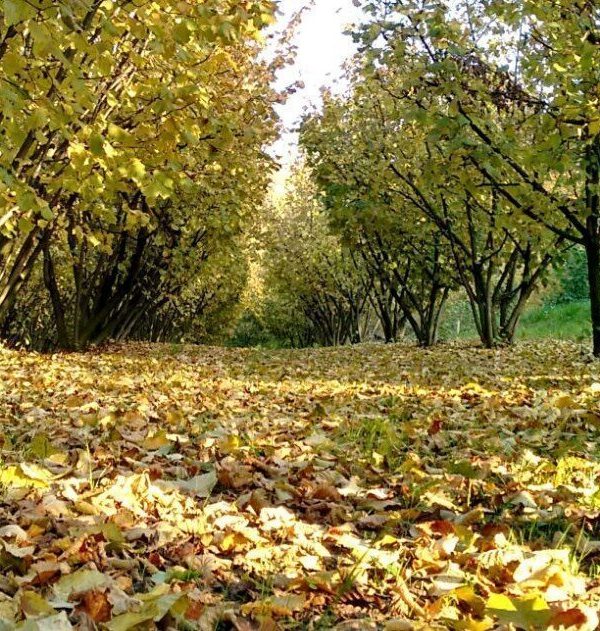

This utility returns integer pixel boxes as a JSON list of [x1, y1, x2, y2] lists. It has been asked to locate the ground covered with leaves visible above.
[[1, 342, 600, 630]]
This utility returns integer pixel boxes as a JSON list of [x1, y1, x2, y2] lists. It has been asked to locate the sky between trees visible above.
[[269, 0, 363, 165]]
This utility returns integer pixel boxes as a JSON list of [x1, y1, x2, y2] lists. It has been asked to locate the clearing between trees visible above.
[[0, 342, 599, 629]]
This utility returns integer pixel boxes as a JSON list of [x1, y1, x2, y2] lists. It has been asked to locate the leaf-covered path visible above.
[[1, 342, 600, 629]]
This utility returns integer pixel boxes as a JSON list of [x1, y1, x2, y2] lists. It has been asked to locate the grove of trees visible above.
[[1, 0, 600, 355], [0, 0, 278, 350], [279, 0, 600, 354]]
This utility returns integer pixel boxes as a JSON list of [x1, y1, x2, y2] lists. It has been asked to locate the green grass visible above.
[[439, 299, 591, 343], [517, 300, 590, 341], [232, 298, 592, 348]]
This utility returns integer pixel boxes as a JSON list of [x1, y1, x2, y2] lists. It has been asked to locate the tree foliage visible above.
[[0, 0, 277, 349], [258, 166, 386, 348], [348, 0, 600, 350], [295, 0, 600, 350]]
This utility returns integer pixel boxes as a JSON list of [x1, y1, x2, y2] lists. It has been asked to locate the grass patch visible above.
[[517, 300, 591, 341], [439, 299, 591, 343], [337, 416, 406, 471]]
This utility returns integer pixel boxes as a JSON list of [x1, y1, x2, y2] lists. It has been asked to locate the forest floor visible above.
[[1, 342, 600, 630]]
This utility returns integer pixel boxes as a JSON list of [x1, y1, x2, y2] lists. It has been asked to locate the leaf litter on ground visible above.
[[0, 341, 599, 629]]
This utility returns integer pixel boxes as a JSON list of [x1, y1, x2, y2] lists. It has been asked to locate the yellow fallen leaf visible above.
[[485, 593, 552, 630], [0, 464, 52, 489], [142, 430, 172, 450]]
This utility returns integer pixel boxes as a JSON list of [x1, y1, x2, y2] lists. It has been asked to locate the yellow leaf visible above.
[[242, 594, 305, 618], [448, 617, 494, 631], [20, 591, 56, 617], [485, 593, 552, 629], [218, 531, 249, 552], [590, 119, 600, 136], [452, 585, 486, 617], [143, 430, 172, 451], [217, 434, 240, 453], [0, 464, 52, 489]]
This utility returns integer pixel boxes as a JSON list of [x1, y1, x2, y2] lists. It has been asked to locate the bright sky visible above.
[[268, 0, 364, 166]]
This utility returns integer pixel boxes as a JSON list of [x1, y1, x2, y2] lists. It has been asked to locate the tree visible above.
[[361, 70, 562, 346], [260, 165, 380, 348], [0, 0, 278, 349], [301, 93, 454, 347], [356, 0, 600, 353]]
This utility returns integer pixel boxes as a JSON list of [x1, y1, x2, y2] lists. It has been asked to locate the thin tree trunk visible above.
[[586, 225, 600, 356], [42, 235, 71, 349], [586, 137, 600, 357]]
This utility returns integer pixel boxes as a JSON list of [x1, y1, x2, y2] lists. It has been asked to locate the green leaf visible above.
[[29, 433, 58, 459], [17, 216, 34, 234], [106, 592, 183, 631], [219, 20, 235, 40], [142, 173, 175, 200], [173, 21, 191, 44], [4, 0, 37, 25], [16, 190, 39, 212], [101, 521, 125, 547], [104, 608, 158, 631], [127, 158, 146, 183], [3, 52, 23, 76], [88, 134, 105, 156], [449, 460, 480, 479]]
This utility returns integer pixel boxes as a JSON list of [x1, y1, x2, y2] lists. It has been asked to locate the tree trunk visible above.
[[586, 136, 600, 357], [479, 303, 495, 348], [471, 266, 495, 348], [585, 223, 600, 356], [42, 235, 71, 349]]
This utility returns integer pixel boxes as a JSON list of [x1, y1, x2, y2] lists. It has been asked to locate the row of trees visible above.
[[286, 0, 600, 353], [255, 167, 406, 348], [0, 0, 278, 349], [5, 0, 599, 354]]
